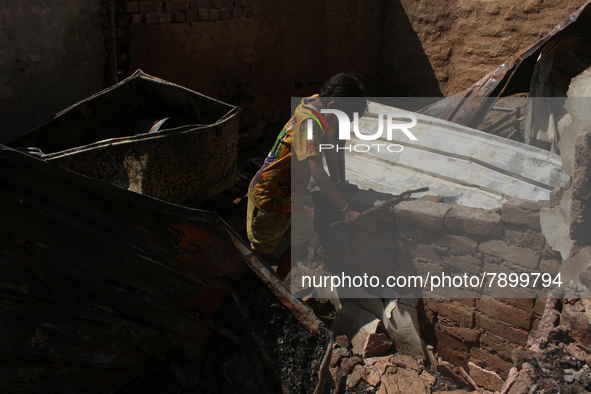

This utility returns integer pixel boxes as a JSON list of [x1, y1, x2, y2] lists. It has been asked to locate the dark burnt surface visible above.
[[118, 268, 330, 394]]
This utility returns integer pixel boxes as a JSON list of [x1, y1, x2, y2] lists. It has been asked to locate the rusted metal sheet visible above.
[[228, 232, 323, 334], [8, 70, 241, 206], [420, 0, 591, 130], [0, 146, 329, 392]]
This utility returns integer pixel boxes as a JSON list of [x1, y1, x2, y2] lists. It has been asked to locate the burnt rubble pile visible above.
[[326, 338, 467, 393], [501, 298, 591, 393], [302, 296, 492, 393], [118, 268, 331, 394], [302, 293, 591, 394]]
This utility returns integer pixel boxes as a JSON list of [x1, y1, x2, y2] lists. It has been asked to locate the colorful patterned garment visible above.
[[248, 95, 335, 212]]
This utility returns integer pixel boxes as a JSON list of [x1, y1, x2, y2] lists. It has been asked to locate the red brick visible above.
[[500, 298, 535, 312], [504, 227, 546, 250], [190, 0, 212, 8], [445, 206, 503, 238], [145, 11, 160, 23], [232, 7, 243, 18], [442, 255, 482, 275], [470, 348, 512, 379], [468, 362, 504, 392], [392, 200, 451, 231], [185, 9, 198, 19], [531, 315, 541, 332], [479, 240, 540, 270], [435, 329, 471, 370], [159, 12, 172, 22], [476, 298, 531, 330], [131, 13, 145, 23], [126, 1, 140, 13], [164, 1, 189, 11], [533, 298, 546, 316], [475, 313, 528, 346], [416, 261, 443, 278], [480, 331, 518, 361], [235, 0, 243, 6], [139, 1, 162, 13], [213, 0, 233, 7], [456, 298, 476, 307], [436, 317, 481, 343], [210, 8, 221, 19], [198, 10, 209, 19], [172, 11, 186, 21], [433, 234, 478, 254], [501, 198, 544, 230], [412, 243, 441, 263], [427, 299, 474, 327]]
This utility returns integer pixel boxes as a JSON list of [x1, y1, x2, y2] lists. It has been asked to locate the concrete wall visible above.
[[377, 0, 443, 106], [0, 0, 106, 143], [398, 0, 589, 96]]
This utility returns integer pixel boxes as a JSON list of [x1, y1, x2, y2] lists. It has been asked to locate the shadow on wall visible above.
[[376, 0, 443, 110], [0, 1, 106, 144]]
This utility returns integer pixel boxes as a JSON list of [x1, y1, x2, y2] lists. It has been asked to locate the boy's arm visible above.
[[308, 155, 359, 222]]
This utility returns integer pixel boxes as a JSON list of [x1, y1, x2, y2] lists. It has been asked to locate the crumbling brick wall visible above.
[[320, 196, 562, 381], [570, 132, 591, 251], [121, 0, 251, 25]]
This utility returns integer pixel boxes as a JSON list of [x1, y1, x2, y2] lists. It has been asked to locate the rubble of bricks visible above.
[[325, 195, 558, 384]]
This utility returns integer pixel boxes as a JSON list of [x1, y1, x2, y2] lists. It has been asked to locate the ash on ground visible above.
[[117, 268, 331, 394]]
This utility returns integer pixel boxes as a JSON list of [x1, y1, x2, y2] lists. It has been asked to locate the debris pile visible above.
[[117, 268, 331, 394], [501, 298, 591, 393], [300, 294, 514, 393], [0, 144, 332, 393], [327, 345, 467, 393]]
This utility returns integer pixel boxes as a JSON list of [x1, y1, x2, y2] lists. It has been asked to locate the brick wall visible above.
[[318, 195, 561, 381], [102, 0, 385, 148], [121, 0, 252, 25]]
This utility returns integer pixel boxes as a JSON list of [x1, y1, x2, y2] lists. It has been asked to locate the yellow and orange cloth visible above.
[[247, 95, 335, 213]]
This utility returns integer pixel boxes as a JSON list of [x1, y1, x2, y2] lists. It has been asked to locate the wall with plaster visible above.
[[397, 0, 589, 96], [0, 0, 106, 143]]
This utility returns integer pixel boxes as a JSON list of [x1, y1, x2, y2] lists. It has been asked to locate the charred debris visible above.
[[4, 3, 591, 390]]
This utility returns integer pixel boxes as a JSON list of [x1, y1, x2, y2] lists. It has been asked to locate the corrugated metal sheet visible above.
[[343, 102, 569, 209], [0, 145, 328, 392]]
